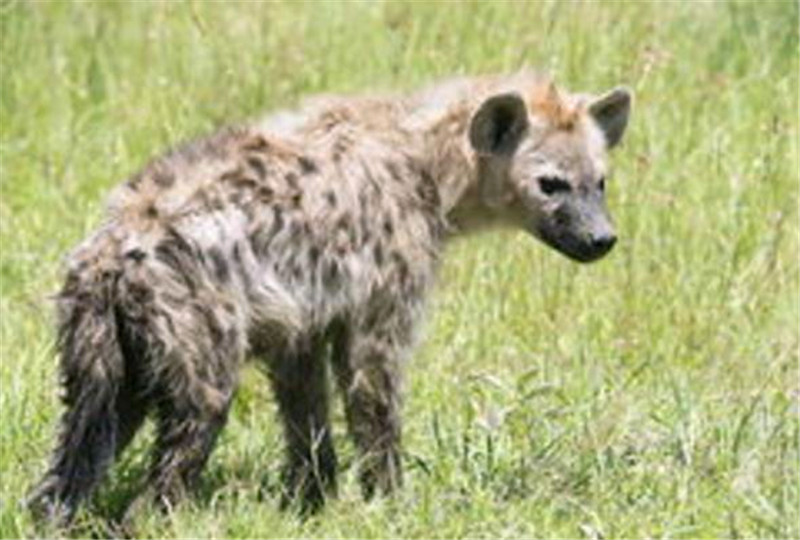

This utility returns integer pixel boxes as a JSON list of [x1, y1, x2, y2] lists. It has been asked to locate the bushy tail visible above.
[[28, 246, 126, 523]]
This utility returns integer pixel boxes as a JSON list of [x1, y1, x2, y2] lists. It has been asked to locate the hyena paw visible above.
[[26, 478, 75, 526], [279, 463, 337, 516]]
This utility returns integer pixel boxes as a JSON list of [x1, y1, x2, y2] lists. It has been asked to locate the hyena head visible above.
[[469, 81, 631, 263]]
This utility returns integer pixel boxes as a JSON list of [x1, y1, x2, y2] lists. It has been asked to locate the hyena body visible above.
[[29, 71, 631, 521]]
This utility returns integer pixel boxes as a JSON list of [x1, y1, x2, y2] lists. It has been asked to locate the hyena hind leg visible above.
[[146, 384, 234, 512], [132, 309, 243, 514]]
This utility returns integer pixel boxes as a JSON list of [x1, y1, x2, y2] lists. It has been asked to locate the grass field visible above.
[[1, 1, 798, 538]]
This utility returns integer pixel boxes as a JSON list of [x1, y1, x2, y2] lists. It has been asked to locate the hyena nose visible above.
[[590, 232, 617, 253]]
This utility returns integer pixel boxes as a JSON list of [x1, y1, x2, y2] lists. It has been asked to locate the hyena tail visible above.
[[27, 240, 138, 524]]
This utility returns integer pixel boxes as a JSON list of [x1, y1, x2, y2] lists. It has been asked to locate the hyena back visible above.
[[29, 71, 631, 522]]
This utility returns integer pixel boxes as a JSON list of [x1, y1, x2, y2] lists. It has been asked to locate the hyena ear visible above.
[[588, 87, 632, 149], [469, 93, 529, 155]]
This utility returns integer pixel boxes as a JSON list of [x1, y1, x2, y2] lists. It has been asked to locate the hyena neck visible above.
[[413, 103, 497, 238]]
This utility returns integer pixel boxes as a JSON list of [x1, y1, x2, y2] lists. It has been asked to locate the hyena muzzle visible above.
[[27, 71, 631, 523]]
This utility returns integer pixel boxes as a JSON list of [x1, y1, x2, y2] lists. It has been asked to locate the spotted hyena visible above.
[[28, 71, 631, 522]]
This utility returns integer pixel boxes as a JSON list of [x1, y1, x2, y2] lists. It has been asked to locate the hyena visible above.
[[28, 71, 631, 522]]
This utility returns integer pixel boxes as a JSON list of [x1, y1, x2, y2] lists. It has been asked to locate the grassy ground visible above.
[[1, 1, 798, 538]]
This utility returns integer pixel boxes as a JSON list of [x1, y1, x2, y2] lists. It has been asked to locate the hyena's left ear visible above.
[[588, 87, 632, 149], [469, 92, 529, 155]]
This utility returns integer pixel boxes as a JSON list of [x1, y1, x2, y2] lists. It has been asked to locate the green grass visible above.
[[1, 1, 798, 538]]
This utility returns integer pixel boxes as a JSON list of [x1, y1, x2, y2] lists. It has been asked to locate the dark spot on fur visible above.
[[232, 243, 243, 265], [427, 215, 446, 240], [335, 214, 357, 246], [155, 232, 199, 295], [324, 190, 337, 208], [127, 173, 144, 191], [233, 176, 258, 191], [242, 135, 269, 153], [308, 246, 321, 266], [291, 192, 303, 208], [416, 181, 435, 206], [120, 280, 153, 309], [298, 156, 318, 175], [382, 217, 394, 237], [145, 205, 158, 218], [386, 162, 404, 183], [207, 247, 230, 283], [332, 138, 350, 162], [285, 172, 299, 189], [220, 167, 245, 183], [124, 248, 147, 263], [153, 169, 176, 188], [323, 260, 341, 291], [416, 168, 441, 208], [258, 186, 274, 201], [225, 327, 239, 352], [249, 227, 269, 257], [362, 308, 380, 334], [271, 207, 285, 236], [194, 302, 224, 344], [391, 251, 410, 284], [289, 220, 304, 242], [359, 212, 370, 243], [373, 243, 384, 267], [362, 291, 396, 334], [247, 156, 267, 179], [229, 192, 243, 205], [210, 197, 225, 211], [336, 214, 352, 232], [231, 243, 252, 291]]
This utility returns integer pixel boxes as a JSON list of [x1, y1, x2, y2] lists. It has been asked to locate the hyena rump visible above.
[[29, 71, 631, 521]]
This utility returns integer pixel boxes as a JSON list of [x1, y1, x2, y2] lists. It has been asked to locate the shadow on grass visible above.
[[32, 449, 281, 539]]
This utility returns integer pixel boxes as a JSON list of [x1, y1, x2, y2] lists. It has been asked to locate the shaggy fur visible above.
[[28, 71, 632, 522]]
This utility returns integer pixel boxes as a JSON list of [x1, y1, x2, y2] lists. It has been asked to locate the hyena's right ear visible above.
[[469, 93, 529, 155]]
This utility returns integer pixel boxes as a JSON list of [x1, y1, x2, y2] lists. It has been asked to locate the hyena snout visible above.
[[586, 217, 617, 256], [589, 230, 617, 255], [540, 197, 617, 263]]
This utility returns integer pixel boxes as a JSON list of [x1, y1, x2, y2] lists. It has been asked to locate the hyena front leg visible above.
[[268, 334, 337, 513], [331, 317, 407, 499]]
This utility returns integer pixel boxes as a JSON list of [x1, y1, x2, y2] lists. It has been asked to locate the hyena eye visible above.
[[538, 176, 571, 196]]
